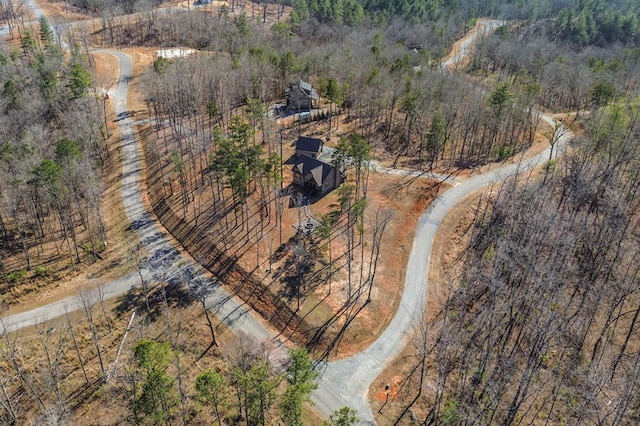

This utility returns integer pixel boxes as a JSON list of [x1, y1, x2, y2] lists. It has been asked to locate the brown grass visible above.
[[139, 112, 446, 358], [0, 52, 136, 316]]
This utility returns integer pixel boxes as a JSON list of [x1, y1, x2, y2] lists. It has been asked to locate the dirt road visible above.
[[311, 19, 572, 423], [441, 19, 506, 70], [2, 8, 571, 424]]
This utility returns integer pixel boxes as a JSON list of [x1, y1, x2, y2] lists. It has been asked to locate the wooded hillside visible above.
[[0, 20, 108, 298], [2, 0, 640, 424], [408, 102, 640, 423]]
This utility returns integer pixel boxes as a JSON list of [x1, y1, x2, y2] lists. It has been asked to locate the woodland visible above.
[[0, 0, 639, 424]]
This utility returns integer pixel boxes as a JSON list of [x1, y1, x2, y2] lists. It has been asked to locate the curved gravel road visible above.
[[2, 10, 572, 425], [2, 50, 287, 364], [441, 19, 506, 70], [311, 113, 571, 422], [311, 19, 572, 423], [311, 19, 571, 422]]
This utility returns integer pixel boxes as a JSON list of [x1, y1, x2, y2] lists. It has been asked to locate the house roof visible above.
[[287, 80, 319, 101], [299, 80, 312, 92], [296, 136, 323, 153], [293, 155, 334, 188]]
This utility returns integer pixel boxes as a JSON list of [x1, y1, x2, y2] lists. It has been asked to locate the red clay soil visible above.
[[138, 116, 446, 357]]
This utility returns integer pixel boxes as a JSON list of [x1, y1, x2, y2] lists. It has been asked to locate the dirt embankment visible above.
[[141, 131, 321, 346]]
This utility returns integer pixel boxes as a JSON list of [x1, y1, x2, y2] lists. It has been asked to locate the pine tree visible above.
[[38, 16, 54, 48], [67, 62, 92, 98]]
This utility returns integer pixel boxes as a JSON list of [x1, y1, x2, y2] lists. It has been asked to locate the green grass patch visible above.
[[493, 146, 514, 161], [33, 265, 51, 278], [5, 269, 29, 283]]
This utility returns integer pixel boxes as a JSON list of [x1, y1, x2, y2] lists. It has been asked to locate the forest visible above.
[[399, 102, 640, 424], [0, 0, 639, 424], [0, 16, 107, 293]]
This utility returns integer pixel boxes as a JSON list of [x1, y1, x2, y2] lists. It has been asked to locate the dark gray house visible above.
[[285, 80, 318, 111], [295, 136, 323, 159], [292, 155, 344, 195]]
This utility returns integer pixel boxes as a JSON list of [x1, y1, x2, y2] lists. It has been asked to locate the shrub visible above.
[[33, 266, 51, 278], [5, 269, 28, 283]]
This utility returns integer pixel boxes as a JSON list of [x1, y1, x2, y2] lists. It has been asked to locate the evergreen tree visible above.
[[21, 30, 37, 56], [280, 348, 319, 425], [326, 407, 359, 426], [68, 62, 92, 98], [132, 340, 177, 423], [38, 16, 54, 47], [195, 370, 228, 425]]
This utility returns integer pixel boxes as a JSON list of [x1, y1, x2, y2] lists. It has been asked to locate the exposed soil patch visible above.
[[81, 39, 445, 359], [366, 113, 581, 423], [443, 18, 498, 71], [369, 187, 489, 424], [139, 111, 447, 358]]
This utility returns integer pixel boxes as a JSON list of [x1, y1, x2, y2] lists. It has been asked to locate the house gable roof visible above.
[[299, 80, 312, 92], [293, 155, 334, 188], [296, 136, 323, 153], [287, 79, 319, 101]]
